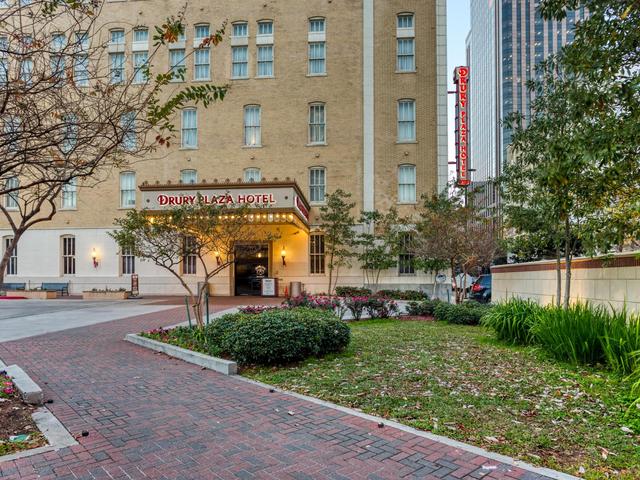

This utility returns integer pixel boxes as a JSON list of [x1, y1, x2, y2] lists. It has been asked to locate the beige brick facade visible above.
[[1, 0, 447, 295]]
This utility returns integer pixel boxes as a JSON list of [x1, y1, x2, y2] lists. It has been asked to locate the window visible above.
[[309, 18, 325, 33], [169, 49, 186, 81], [74, 54, 89, 86], [110, 29, 125, 45], [194, 48, 210, 80], [109, 52, 125, 84], [308, 103, 326, 144], [258, 20, 273, 35], [397, 99, 416, 141], [0, 57, 7, 85], [50, 33, 66, 82], [182, 236, 197, 275], [5, 116, 20, 151], [121, 112, 136, 151], [195, 24, 210, 42], [398, 233, 415, 275], [62, 236, 76, 275], [121, 246, 135, 275], [4, 176, 18, 209], [232, 22, 248, 38], [309, 233, 325, 274], [397, 38, 415, 72], [4, 237, 17, 276], [133, 51, 148, 83], [257, 45, 273, 77], [180, 169, 197, 184], [52, 33, 66, 51], [75, 31, 89, 50], [61, 178, 77, 209], [119, 171, 136, 207], [181, 109, 197, 148], [20, 58, 33, 84], [309, 167, 326, 203], [308, 43, 326, 75], [244, 168, 261, 183], [397, 13, 414, 29], [398, 164, 416, 203], [243, 105, 261, 146], [231, 46, 248, 78], [61, 114, 77, 154], [133, 28, 148, 43]]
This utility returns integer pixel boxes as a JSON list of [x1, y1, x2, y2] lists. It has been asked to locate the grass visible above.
[[243, 319, 640, 479]]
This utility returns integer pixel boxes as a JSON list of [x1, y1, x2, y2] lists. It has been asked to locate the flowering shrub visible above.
[[238, 305, 286, 315], [284, 293, 341, 311], [344, 296, 369, 321], [365, 296, 399, 318], [1, 372, 15, 397], [335, 286, 372, 297], [376, 289, 428, 301]]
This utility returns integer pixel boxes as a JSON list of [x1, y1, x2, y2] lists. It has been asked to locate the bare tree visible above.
[[0, 0, 228, 282], [413, 189, 498, 304], [110, 202, 278, 327]]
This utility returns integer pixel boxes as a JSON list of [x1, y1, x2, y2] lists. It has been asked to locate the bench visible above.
[[40, 282, 70, 296], [0, 282, 26, 291]]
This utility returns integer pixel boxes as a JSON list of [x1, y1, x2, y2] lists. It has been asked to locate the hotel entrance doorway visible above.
[[234, 243, 269, 296]]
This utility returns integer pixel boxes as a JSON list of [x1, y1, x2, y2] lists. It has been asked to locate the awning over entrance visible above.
[[139, 180, 311, 230]]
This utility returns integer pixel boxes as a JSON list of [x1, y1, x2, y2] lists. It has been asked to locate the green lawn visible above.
[[243, 319, 640, 479]]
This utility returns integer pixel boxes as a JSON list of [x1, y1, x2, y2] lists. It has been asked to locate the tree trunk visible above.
[[328, 252, 334, 296], [450, 260, 458, 304], [555, 243, 562, 308], [563, 218, 572, 309]]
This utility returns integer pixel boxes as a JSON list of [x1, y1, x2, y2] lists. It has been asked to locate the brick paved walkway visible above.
[[0, 300, 558, 480]]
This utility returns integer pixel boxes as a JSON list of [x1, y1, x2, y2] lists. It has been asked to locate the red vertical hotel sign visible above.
[[454, 66, 470, 187]]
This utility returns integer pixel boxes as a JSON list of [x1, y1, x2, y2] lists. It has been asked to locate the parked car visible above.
[[469, 274, 491, 303], [452, 273, 476, 294]]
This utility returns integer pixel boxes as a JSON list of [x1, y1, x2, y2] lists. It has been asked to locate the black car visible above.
[[469, 274, 491, 303]]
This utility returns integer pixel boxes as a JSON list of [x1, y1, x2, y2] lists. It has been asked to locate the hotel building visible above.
[[1, 0, 448, 296]]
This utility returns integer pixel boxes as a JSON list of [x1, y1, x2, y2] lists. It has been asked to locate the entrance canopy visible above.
[[139, 180, 311, 230]]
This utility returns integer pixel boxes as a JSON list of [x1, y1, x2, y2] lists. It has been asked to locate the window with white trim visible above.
[[232, 22, 248, 38], [120, 171, 136, 208], [398, 164, 416, 203], [309, 103, 326, 144], [133, 29, 149, 84], [4, 237, 17, 276], [20, 58, 33, 84], [133, 28, 148, 43], [61, 178, 77, 209], [398, 233, 415, 275], [232, 46, 248, 78], [309, 233, 325, 274], [121, 112, 136, 151], [61, 114, 77, 154], [194, 24, 210, 81], [169, 49, 186, 81], [180, 169, 197, 184], [110, 29, 125, 45], [4, 176, 18, 209], [308, 18, 326, 75], [258, 21, 273, 35], [61, 235, 76, 275], [243, 105, 261, 146], [257, 20, 273, 77], [182, 236, 197, 275], [309, 167, 326, 203], [397, 99, 416, 142], [121, 245, 135, 275], [74, 32, 89, 87], [181, 109, 197, 148], [50, 34, 66, 82], [397, 38, 415, 72], [244, 168, 261, 183]]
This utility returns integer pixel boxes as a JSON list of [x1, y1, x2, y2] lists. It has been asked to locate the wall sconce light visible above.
[[281, 247, 287, 266], [92, 248, 99, 268], [214, 251, 222, 266]]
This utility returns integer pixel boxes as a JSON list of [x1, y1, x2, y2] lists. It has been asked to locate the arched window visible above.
[[61, 178, 77, 209], [397, 99, 416, 141], [180, 169, 197, 184], [397, 164, 416, 203], [244, 168, 261, 183], [396, 13, 415, 72], [120, 171, 136, 208], [309, 166, 326, 203], [4, 176, 18, 209], [181, 108, 197, 148], [61, 235, 76, 275], [243, 105, 261, 146], [308, 17, 326, 75], [308, 102, 326, 144]]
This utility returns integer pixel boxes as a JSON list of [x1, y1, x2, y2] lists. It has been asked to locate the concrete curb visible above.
[[4, 364, 43, 405], [125, 333, 237, 375], [236, 376, 581, 480]]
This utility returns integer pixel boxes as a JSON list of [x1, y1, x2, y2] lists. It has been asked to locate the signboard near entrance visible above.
[[130, 274, 139, 297], [261, 278, 277, 297]]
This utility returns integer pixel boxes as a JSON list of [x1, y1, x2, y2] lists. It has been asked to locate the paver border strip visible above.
[[125, 333, 238, 375], [236, 377, 580, 480]]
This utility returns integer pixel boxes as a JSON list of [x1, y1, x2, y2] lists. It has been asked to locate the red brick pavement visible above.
[[0, 300, 556, 480]]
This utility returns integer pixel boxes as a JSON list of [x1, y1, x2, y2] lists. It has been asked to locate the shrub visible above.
[[364, 296, 399, 319], [335, 286, 372, 297], [601, 309, 640, 375], [407, 299, 440, 316], [481, 299, 542, 345], [531, 302, 610, 366], [221, 308, 350, 365], [284, 293, 340, 311], [238, 305, 286, 315], [376, 289, 428, 301], [344, 296, 369, 321], [433, 302, 491, 326]]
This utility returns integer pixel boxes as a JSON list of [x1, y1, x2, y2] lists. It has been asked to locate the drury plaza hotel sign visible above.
[[139, 180, 311, 229]]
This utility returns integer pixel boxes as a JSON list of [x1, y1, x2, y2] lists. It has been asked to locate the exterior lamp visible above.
[[214, 251, 222, 266], [281, 247, 287, 266], [92, 248, 99, 268]]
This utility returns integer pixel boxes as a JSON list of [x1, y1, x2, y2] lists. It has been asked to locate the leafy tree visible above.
[[413, 189, 498, 304], [356, 209, 406, 291], [318, 190, 356, 295], [111, 202, 275, 327], [0, 1, 228, 283]]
